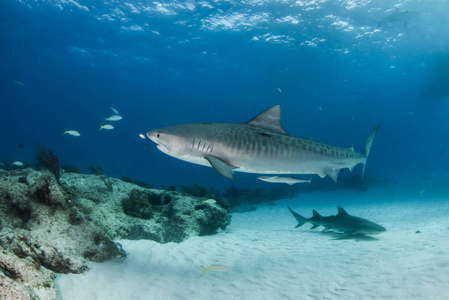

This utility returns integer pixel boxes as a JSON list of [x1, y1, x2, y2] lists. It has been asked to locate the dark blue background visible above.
[[1, 0, 449, 190]]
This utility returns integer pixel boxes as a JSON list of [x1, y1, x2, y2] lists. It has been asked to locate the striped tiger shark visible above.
[[147, 105, 380, 182]]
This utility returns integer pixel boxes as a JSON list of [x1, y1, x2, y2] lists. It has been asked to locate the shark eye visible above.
[[157, 134, 160, 138]]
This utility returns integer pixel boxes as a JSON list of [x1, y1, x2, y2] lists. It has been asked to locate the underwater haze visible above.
[[1, 0, 449, 189]]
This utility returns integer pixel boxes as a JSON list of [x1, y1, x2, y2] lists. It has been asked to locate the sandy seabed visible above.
[[56, 180, 449, 300]]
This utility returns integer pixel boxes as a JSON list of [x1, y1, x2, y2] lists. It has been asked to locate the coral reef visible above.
[[62, 173, 231, 243], [0, 247, 59, 300], [0, 169, 125, 299], [0, 168, 231, 298]]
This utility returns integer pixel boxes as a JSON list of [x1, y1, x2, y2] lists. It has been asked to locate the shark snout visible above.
[[361, 223, 387, 235], [147, 130, 169, 153]]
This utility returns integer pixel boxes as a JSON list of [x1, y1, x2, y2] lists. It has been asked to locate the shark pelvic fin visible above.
[[205, 156, 237, 179], [325, 169, 340, 182], [310, 224, 319, 229], [245, 105, 287, 135]]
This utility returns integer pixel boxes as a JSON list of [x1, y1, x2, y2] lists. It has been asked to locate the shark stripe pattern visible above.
[[147, 105, 380, 181]]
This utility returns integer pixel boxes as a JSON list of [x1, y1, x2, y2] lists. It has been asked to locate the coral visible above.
[[0, 169, 126, 297], [35, 146, 60, 181], [61, 173, 231, 243], [0, 247, 59, 300], [29, 171, 67, 207], [122, 189, 172, 219]]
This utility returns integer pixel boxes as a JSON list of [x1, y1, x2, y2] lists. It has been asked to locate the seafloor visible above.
[[56, 179, 449, 300]]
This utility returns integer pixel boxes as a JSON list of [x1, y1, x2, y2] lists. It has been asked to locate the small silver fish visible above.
[[110, 107, 119, 115], [104, 115, 122, 122], [63, 130, 81, 136], [12, 161, 24, 167], [257, 176, 311, 186], [139, 133, 146, 139], [99, 124, 114, 131], [14, 80, 24, 86]]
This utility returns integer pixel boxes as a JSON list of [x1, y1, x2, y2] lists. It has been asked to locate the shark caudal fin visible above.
[[361, 125, 380, 178], [288, 206, 307, 228]]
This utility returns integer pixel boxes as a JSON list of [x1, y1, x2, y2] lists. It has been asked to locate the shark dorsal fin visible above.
[[312, 209, 321, 218], [337, 206, 349, 216], [245, 105, 287, 135]]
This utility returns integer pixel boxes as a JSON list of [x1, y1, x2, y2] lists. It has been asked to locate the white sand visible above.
[[56, 180, 449, 300]]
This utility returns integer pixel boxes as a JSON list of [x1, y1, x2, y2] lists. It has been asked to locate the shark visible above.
[[257, 176, 311, 186], [147, 105, 380, 181], [288, 205, 386, 238], [376, 8, 419, 28]]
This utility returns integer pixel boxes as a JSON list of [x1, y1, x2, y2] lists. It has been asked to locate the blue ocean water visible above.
[[1, 0, 449, 191]]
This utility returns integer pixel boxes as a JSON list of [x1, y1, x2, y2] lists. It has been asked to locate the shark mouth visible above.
[[156, 144, 168, 154]]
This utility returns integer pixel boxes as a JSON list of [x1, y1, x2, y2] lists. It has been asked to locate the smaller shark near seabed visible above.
[[288, 205, 386, 238], [257, 176, 311, 186]]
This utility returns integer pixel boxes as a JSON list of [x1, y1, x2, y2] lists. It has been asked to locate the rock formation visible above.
[[0, 168, 230, 299]]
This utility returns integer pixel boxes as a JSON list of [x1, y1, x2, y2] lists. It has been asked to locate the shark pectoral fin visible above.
[[325, 169, 340, 182], [205, 156, 237, 179]]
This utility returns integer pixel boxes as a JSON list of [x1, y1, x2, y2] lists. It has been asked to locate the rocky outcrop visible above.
[[0, 168, 231, 299], [62, 172, 231, 243], [0, 247, 59, 300]]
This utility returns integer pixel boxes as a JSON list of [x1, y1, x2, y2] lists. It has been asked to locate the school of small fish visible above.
[[9, 106, 150, 165], [62, 107, 123, 137]]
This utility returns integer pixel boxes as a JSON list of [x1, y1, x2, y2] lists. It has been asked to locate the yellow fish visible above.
[[99, 124, 114, 131], [200, 265, 229, 276], [110, 107, 119, 115], [63, 130, 81, 136], [201, 199, 217, 205]]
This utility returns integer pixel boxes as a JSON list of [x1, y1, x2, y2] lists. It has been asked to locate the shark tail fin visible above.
[[362, 125, 380, 179], [288, 205, 307, 228]]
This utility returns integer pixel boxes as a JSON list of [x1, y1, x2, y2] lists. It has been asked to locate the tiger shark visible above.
[[147, 105, 380, 182], [288, 205, 387, 237]]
